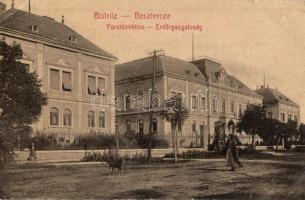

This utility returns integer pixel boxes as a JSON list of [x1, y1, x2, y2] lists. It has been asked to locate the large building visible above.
[[0, 5, 117, 142], [115, 56, 263, 150], [255, 86, 300, 123]]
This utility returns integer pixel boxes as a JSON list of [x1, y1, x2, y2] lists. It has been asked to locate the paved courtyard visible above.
[[2, 154, 305, 200]]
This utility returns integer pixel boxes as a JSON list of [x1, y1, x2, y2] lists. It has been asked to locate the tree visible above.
[[160, 95, 189, 162], [236, 104, 265, 148], [299, 123, 305, 144], [0, 41, 47, 160]]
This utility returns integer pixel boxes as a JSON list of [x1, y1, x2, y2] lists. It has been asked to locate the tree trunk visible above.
[[251, 133, 255, 149], [175, 126, 179, 156], [171, 122, 177, 162]]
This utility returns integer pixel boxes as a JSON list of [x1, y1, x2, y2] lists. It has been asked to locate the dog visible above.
[[107, 158, 124, 175]]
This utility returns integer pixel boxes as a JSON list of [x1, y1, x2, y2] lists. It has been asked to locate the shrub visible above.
[[292, 145, 305, 152], [73, 133, 117, 150], [136, 134, 169, 149]]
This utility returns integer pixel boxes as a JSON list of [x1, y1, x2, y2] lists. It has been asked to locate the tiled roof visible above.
[[255, 87, 298, 106], [116, 55, 207, 81], [192, 58, 259, 96], [0, 9, 117, 60]]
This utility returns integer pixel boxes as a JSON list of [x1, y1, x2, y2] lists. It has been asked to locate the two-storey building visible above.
[[0, 6, 117, 143], [115, 56, 263, 150], [255, 86, 300, 123]]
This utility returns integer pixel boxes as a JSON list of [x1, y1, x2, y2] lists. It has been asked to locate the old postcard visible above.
[[0, 0, 305, 199]]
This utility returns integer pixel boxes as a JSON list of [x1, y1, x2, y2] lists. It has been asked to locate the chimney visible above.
[[62, 15, 64, 24], [0, 2, 6, 15], [11, 0, 14, 9]]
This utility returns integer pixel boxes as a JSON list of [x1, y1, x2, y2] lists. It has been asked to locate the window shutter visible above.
[[62, 72, 72, 91], [98, 78, 106, 95], [88, 76, 96, 95], [50, 69, 59, 90]]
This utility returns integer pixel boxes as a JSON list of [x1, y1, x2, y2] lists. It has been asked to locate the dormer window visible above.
[[30, 25, 39, 33], [69, 36, 77, 44], [194, 72, 199, 77], [185, 70, 190, 74]]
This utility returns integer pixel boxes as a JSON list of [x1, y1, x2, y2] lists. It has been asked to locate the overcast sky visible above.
[[4, 0, 305, 121]]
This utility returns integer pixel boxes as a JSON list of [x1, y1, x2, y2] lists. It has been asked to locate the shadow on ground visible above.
[[110, 189, 166, 199]]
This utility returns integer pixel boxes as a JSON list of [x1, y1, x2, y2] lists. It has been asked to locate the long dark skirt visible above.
[[226, 148, 243, 168]]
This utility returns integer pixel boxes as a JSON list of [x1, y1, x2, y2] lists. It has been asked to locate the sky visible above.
[[3, 0, 305, 121]]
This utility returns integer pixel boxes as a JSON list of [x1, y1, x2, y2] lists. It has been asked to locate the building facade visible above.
[[115, 56, 263, 150], [0, 6, 117, 142], [255, 86, 300, 123]]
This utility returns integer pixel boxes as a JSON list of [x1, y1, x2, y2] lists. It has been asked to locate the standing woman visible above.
[[226, 133, 243, 171]]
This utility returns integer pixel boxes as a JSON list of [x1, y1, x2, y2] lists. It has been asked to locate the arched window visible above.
[[151, 94, 160, 109], [126, 119, 131, 131], [200, 95, 206, 110], [50, 107, 59, 126], [138, 119, 144, 133], [152, 118, 158, 132], [63, 108, 72, 126], [212, 97, 218, 112], [192, 95, 197, 109], [230, 100, 235, 113], [221, 98, 226, 113], [192, 121, 196, 132], [125, 94, 131, 110], [88, 111, 95, 128], [99, 112, 105, 128]]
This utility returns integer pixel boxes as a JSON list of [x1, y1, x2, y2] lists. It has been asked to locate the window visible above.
[[212, 97, 218, 112], [192, 95, 197, 109], [98, 78, 106, 96], [280, 113, 285, 122], [88, 76, 97, 95], [152, 119, 158, 132], [221, 98, 226, 113], [178, 122, 182, 132], [152, 94, 160, 108], [200, 96, 206, 110], [126, 119, 131, 131], [288, 114, 292, 121], [50, 107, 59, 126], [99, 112, 105, 128], [50, 69, 60, 90], [267, 112, 273, 119], [62, 71, 72, 92], [63, 109, 72, 126], [192, 121, 196, 132], [125, 94, 131, 110], [294, 115, 298, 123], [30, 24, 38, 32], [230, 100, 235, 113], [69, 36, 77, 44], [138, 119, 144, 133], [88, 111, 95, 127], [238, 104, 242, 117]]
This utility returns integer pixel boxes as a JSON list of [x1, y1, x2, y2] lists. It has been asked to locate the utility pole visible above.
[[147, 49, 164, 160], [29, 0, 31, 13]]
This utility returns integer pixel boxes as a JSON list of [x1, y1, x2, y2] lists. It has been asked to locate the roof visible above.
[[192, 58, 259, 96], [0, 9, 117, 60], [255, 87, 298, 106], [116, 55, 207, 81]]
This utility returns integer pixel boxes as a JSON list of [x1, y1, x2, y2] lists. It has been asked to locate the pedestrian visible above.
[[226, 133, 243, 171]]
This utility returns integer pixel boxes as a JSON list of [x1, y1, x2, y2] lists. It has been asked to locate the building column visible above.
[[35, 43, 44, 131], [110, 67, 115, 134], [77, 53, 83, 135]]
